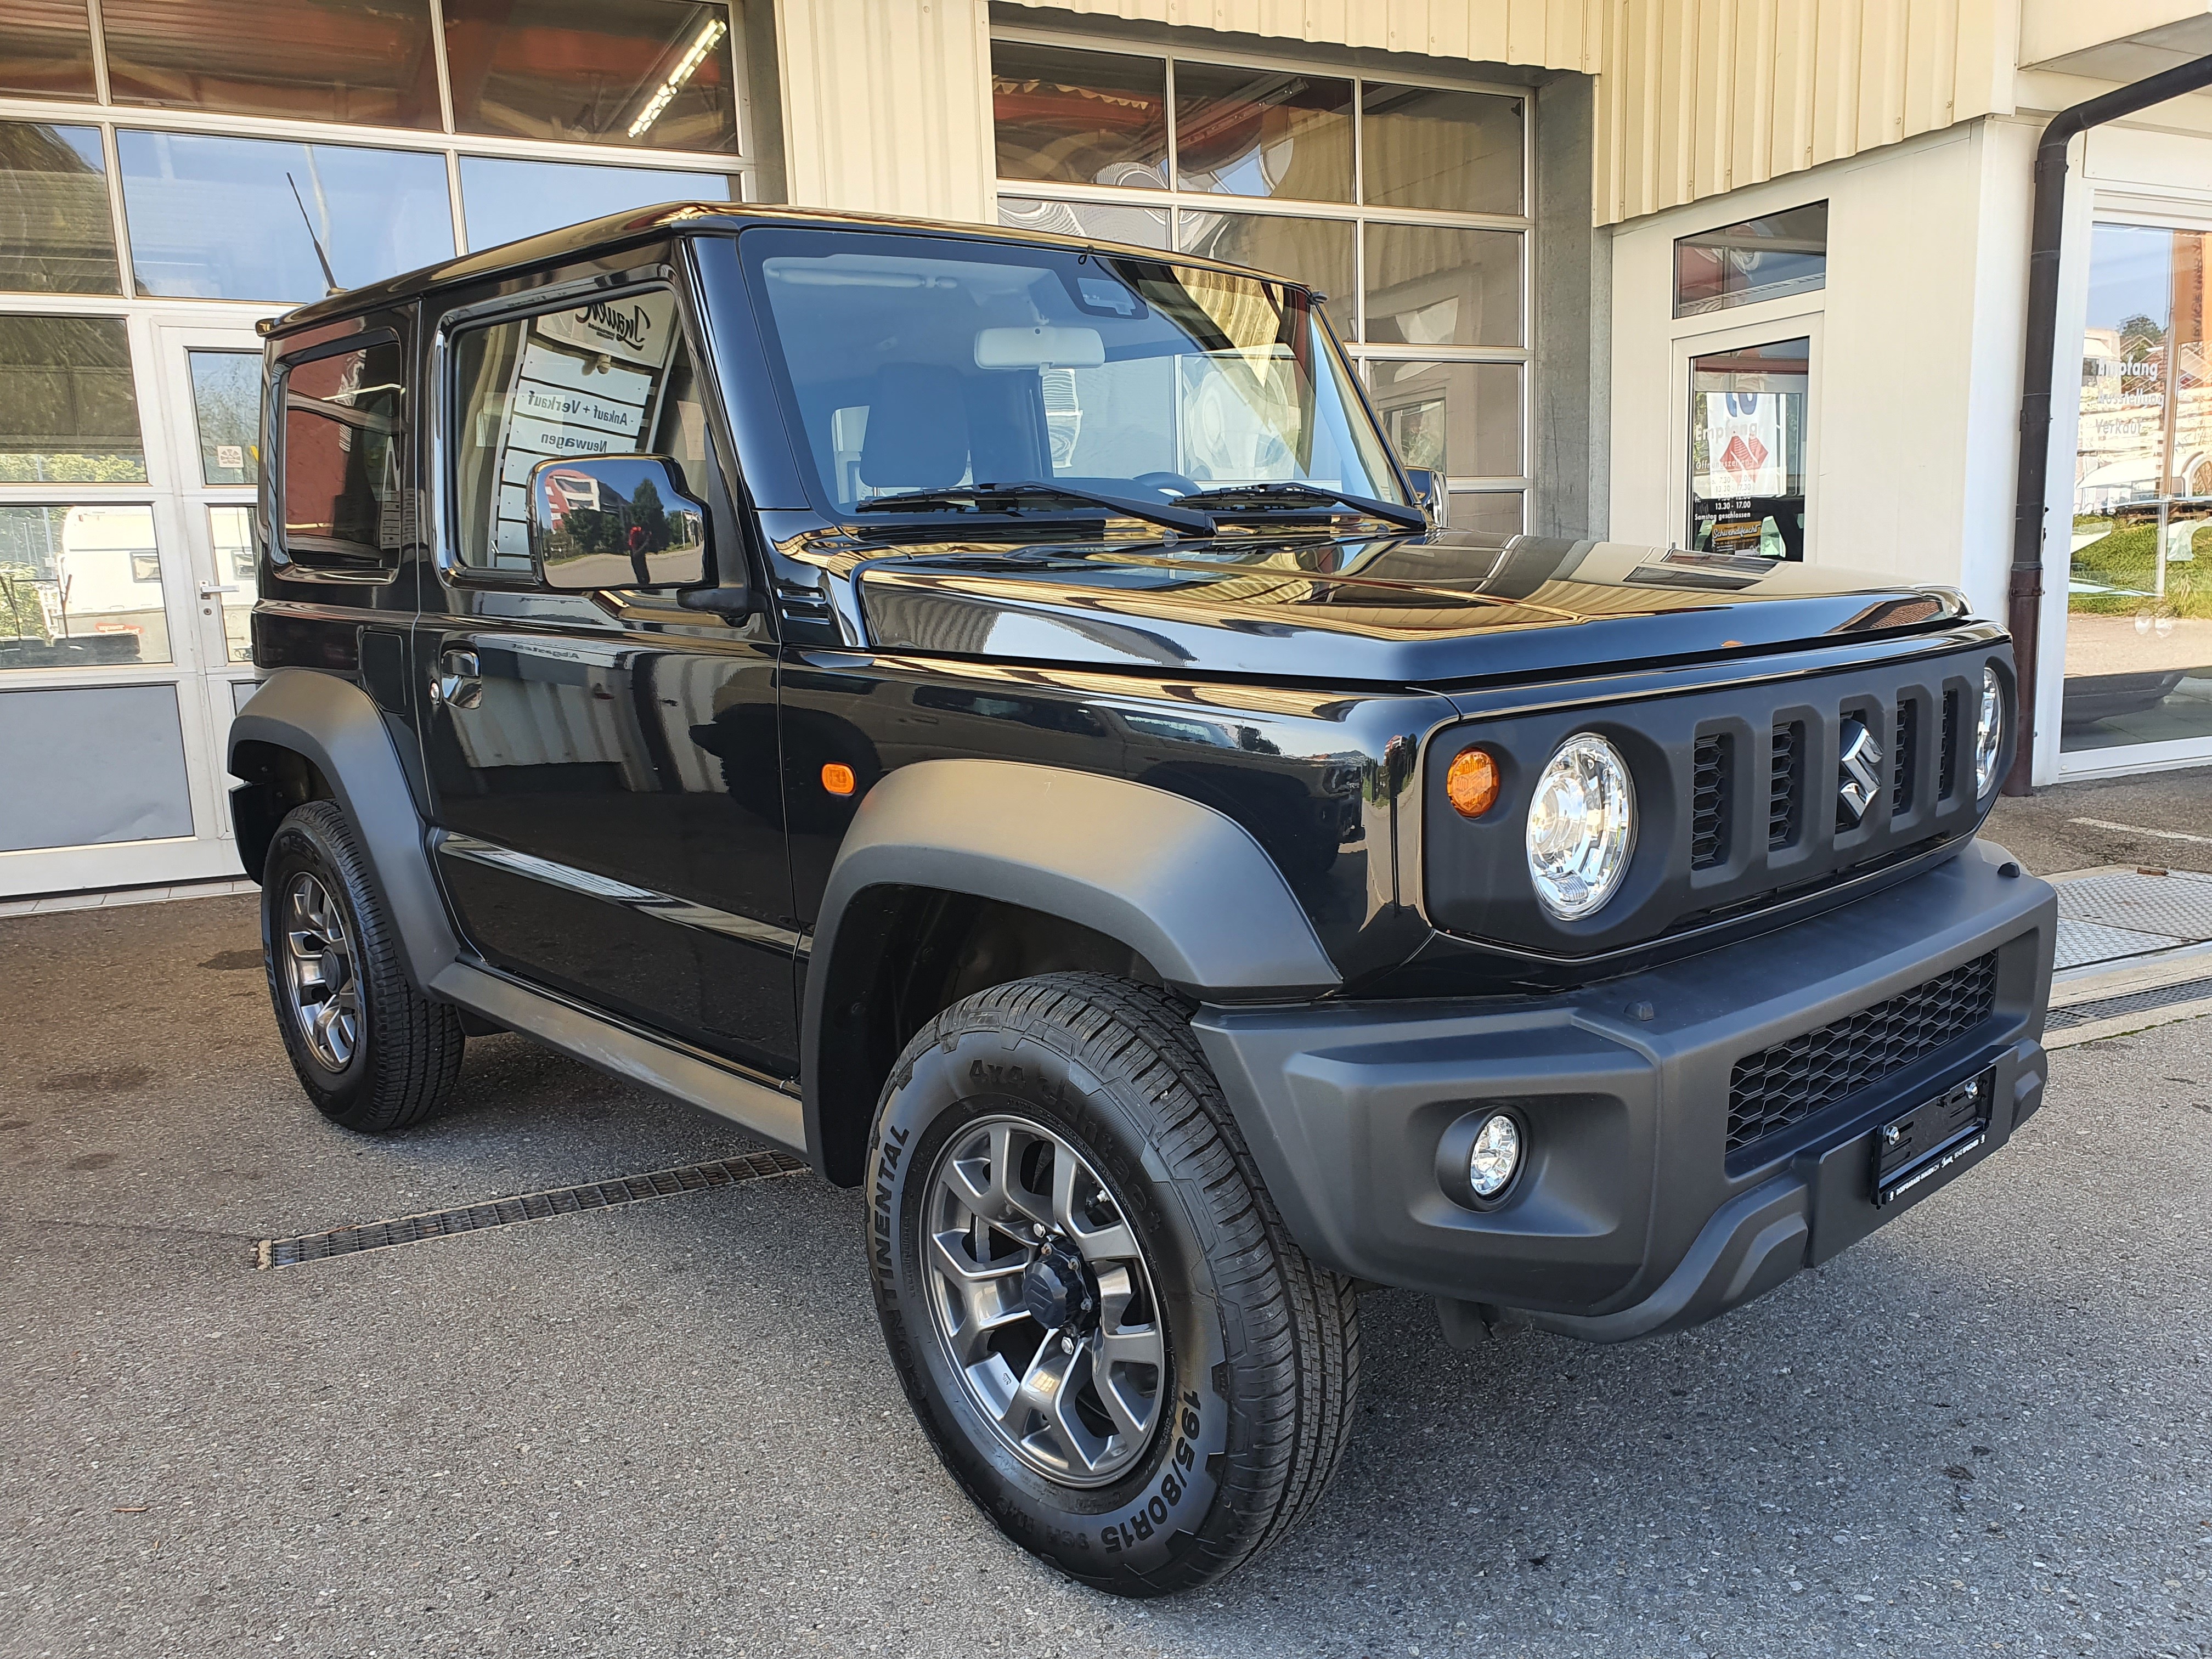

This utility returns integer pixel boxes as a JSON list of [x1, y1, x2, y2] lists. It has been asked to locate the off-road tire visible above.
[[262, 799, 465, 1133], [865, 972, 1360, 1595]]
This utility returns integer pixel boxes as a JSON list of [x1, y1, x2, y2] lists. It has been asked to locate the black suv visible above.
[[229, 204, 2056, 1596]]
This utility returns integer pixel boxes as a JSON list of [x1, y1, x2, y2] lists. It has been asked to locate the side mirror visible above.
[[528, 454, 709, 591], [1403, 467, 1445, 527]]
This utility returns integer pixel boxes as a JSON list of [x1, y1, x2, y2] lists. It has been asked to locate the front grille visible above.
[[1891, 699, 1917, 815], [1725, 952, 1999, 1152], [1768, 722, 1802, 849], [1940, 689, 1960, 800], [1691, 734, 1729, 869]]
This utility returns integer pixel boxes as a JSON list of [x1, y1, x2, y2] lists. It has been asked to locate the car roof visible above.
[[259, 201, 1322, 340]]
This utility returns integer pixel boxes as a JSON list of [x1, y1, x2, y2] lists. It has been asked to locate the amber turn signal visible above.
[[821, 762, 856, 797], [1445, 747, 1500, 818]]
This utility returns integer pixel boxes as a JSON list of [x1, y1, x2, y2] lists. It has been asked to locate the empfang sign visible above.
[[534, 292, 678, 369]]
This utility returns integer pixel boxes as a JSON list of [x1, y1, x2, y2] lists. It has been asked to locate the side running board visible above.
[[428, 960, 808, 1158]]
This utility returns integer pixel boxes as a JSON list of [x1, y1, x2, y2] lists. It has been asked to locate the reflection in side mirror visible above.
[[528, 453, 709, 591], [1403, 467, 1444, 528]]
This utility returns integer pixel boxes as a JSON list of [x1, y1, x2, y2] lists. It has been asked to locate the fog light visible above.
[[1468, 1113, 1522, 1199]]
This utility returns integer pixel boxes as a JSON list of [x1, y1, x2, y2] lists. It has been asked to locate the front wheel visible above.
[[865, 973, 1359, 1595]]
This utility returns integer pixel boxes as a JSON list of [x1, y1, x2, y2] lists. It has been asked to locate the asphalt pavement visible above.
[[3, 893, 2209, 1659], [1985, 765, 2212, 876]]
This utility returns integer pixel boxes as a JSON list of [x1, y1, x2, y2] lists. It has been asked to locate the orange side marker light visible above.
[[1445, 747, 1500, 819], [821, 762, 857, 797]]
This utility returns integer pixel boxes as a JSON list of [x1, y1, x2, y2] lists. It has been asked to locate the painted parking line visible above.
[[2069, 817, 2212, 847]]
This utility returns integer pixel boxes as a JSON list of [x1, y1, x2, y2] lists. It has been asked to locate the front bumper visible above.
[[1193, 839, 2056, 1342]]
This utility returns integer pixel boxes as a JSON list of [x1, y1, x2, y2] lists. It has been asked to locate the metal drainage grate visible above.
[[2046, 975, 2212, 1033], [256, 1150, 808, 1268]]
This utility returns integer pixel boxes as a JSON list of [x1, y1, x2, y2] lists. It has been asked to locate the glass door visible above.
[[154, 325, 264, 714], [2062, 221, 2212, 770]]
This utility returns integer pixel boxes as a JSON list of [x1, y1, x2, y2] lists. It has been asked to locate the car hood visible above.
[[843, 528, 1972, 686]]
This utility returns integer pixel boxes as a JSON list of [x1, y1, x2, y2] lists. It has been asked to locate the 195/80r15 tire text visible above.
[[865, 972, 1361, 1595]]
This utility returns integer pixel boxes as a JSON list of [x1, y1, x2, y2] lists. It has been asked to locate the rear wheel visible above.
[[262, 800, 464, 1133], [865, 972, 1359, 1595]]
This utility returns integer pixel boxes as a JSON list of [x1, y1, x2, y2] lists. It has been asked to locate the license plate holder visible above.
[[1871, 1068, 1994, 1207]]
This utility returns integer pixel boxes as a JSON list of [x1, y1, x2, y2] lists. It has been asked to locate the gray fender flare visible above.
[[228, 668, 460, 991], [800, 758, 1341, 1171]]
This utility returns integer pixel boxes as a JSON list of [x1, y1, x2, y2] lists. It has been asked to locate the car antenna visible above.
[[286, 172, 340, 295]]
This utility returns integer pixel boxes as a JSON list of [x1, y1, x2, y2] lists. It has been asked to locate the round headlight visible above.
[[1468, 1113, 1522, 1199], [1525, 733, 1637, 919], [1974, 667, 2004, 797]]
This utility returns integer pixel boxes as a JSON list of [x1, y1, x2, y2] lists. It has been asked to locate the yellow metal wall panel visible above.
[[777, 0, 997, 223], [997, 0, 1602, 69]]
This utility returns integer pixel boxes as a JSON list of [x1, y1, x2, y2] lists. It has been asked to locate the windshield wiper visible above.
[[853, 481, 1217, 537], [1177, 481, 1427, 532]]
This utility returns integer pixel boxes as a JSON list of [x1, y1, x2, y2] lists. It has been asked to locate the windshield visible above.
[[740, 227, 1405, 518]]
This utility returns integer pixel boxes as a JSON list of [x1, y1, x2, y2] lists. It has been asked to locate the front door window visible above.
[[2063, 222, 2212, 756]]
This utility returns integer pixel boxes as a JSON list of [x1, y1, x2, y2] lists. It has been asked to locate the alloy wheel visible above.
[[921, 1115, 1167, 1487], [281, 871, 360, 1073]]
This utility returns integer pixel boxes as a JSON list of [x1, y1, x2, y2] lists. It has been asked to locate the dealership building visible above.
[[2, 0, 2209, 899]]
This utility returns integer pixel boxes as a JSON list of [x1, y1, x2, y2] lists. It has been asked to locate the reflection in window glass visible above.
[[1688, 336, 1808, 560], [1365, 359, 1519, 479], [1174, 64, 1351, 202], [189, 351, 262, 486], [1447, 490, 1522, 537], [118, 129, 453, 301], [208, 504, 256, 661], [997, 195, 1167, 250], [0, 504, 171, 668], [1177, 211, 1352, 307], [2064, 222, 2212, 754], [449, 293, 698, 570], [1363, 223, 1520, 347], [1674, 200, 1828, 318], [0, 316, 146, 483], [460, 155, 734, 252], [0, 122, 120, 295], [444, 0, 739, 154], [1360, 84, 1522, 215], [281, 342, 406, 568], [991, 42, 1167, 189], [0, 1, 97, 101], [101, 0, 440, 128]]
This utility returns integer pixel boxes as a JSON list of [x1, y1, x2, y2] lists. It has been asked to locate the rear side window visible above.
[[447, 290, 712, 573], [279, 340, 406, 569]]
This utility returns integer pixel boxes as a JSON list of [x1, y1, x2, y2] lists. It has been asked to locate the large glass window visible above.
[[459, 155, 736, 252], [1687, 336, 1808, 559], [1173, 64, 1351, 202], [1675, 201, 1829, 319], [280, 341, 405, 569], [100, 0, 442, 129], [0, 504, 171, 668], [993, 41, 1527, 530], [1359, 84, 1522, 216], [0, 315, 145, 483], [2064, 223, 2212, 755], [449, 291, 704, 571], [444, 0, 740, 154], [743, 228, 1400, 515], [993, 42, 1169, 189], [117, 129, 453, 301], [0, 121, 120, 295], [0, 1, 98, 101]]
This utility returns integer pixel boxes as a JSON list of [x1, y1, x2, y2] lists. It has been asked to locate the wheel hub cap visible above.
[[921, 1114, 1166, 1488]]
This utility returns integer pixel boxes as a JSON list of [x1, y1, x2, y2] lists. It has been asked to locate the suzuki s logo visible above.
[[1837, 717, 1883, 826]]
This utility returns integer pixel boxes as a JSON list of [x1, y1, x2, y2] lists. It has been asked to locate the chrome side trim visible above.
[[436, 832, 806, 954]]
